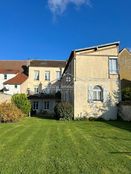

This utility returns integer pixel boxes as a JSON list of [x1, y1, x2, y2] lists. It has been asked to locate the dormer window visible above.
[[4, 74, 7, 80]]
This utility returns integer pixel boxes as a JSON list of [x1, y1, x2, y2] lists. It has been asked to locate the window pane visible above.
[[34, 71, 39, 80], [45, 71, 50, 81], [56, 71, 61, 80], [109, 58, 118, 74]]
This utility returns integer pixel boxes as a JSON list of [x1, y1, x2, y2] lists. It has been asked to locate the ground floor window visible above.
[[33, 101, 39, 110], [93, 86, 103, 101], [44, 101, 50, 110]]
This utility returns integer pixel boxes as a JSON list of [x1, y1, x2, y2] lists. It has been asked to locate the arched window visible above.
[[93, 86, 103, 101]]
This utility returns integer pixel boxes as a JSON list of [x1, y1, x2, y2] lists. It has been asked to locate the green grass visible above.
[[0, 117, 131, 174]]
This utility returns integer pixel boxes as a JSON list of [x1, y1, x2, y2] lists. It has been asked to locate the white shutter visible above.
[[103, 88, 108, 103], [88, 85, 93, 103]]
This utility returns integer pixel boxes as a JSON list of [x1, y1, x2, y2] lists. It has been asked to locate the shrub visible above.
[[12, 94, 31, 115], [54, 102, 73, 120], [122, 87, 131, 101], [0, 102, 24, 123]]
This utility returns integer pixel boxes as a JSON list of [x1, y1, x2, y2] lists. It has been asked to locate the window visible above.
[[44, 101, 49, 110], [14, 84, 18, 89], [34, 86, 39, 94], [33, 101, 39, 110], [93, 86, 103, 101], [109, 58, 118, 74], [44, 87, 51, 94], [4, 74, 7, 79], [66, 76, 71, 82], [34, 70, 39, 80], [45, 71, 50, 81], [56, 71, 61, 80]]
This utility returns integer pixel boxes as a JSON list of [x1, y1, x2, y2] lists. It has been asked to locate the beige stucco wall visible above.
[[28, 66, 64, 93], [119, 49, 131, 88], [62, 45, 121, 120], [20, 79, 29, 94]]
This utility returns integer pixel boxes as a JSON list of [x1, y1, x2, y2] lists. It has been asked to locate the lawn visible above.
[[0, 117, 131, 174]]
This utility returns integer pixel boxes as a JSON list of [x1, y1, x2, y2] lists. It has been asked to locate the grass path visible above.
[[0, 117, 131, 174]]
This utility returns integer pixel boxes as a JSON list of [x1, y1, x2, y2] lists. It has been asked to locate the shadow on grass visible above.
[[31, 114, 57, 120], [95, 135, 131, 141], [109, 152, 131, 155], [105, 121, 131, 133]]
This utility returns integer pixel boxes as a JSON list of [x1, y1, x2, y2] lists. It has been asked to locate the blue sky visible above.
[[0, 0, 130, 60]]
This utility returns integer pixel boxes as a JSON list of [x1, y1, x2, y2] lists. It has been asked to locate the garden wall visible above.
[[118, 102, 131, 121]]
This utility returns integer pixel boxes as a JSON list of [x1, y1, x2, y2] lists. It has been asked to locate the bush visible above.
[[54, 102, 73, 120], [0, 102, 24, 123], [12, 94, 31, 115], [122, 87, 131, 101]]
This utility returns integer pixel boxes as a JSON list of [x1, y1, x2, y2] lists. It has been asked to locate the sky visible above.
[[0, 0, 130, 60]]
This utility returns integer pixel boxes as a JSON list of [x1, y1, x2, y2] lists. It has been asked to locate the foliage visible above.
[[54, 102, 73, 120], [0, 102, 24, 123], [12, 94, 31, 115], [122, 87, 131, 101]]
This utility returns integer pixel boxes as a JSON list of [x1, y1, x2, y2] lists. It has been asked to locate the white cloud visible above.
[[48, 0, 91, 16]]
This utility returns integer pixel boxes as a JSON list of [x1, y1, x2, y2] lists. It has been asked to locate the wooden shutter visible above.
[[88, 85, 93, 103]]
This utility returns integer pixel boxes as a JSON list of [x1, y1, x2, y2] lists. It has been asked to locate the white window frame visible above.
[[45, 71, 50, 81], [93, 86, 103, 101], [66, 76, 71, 82], [33, 101, 39, 110], [44, 101, 50, 110], [34, 70, 39, 80], [109, 57, 118, 74], [56, 71, 61, 80]]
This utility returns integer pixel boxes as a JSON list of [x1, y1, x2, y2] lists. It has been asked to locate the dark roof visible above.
[[0, 69, 19, 74], [4, 73, 28, 85], [0, 60, 29, 73], [119, 48, 131, 54], [75, 41, 120, 52], [30, 60, 66, 68]]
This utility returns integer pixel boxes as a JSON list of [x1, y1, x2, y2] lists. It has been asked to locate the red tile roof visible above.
[[0, 69, 19, 74], [4, 73, 28, 85], [0, 60, 29, 72]]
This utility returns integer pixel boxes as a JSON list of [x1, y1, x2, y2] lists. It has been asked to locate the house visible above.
[[0, 60, 29, 95], [119, 48, 131, 89], [27, 60, 66, 114], [3, 73, 28, 95], [61, 42, 121, 120]]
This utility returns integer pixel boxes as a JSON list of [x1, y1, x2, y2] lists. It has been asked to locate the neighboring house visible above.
[[119, 48, 131, 89], [3, 73, 28, 95], [0, 69, 19, 91], [61, 42, 121, 120], [0, 60, 29, 95], [28, 60, 66, 114]]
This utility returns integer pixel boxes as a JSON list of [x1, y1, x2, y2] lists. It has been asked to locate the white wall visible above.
[[0, 73, 16, 90], [4, 84, 20, 95]]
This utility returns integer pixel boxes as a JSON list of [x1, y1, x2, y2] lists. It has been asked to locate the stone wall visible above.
[[118, 102, 131, 121]]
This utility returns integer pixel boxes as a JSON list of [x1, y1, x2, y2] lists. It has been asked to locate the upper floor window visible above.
[[34, 70, 39, 80], [109, 58, 118, 74], [4, 74, 7, 80], [45, 71, 50, 81], [56, 71, 61, 80], [66, 76, 71, 82], [34, 86, 39, 94]]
